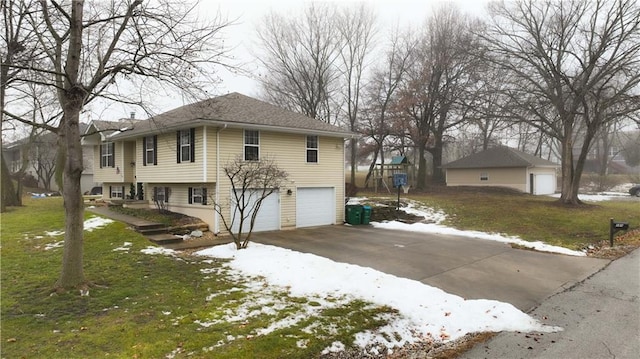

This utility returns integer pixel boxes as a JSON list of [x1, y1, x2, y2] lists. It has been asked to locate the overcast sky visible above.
[[81, 0, 490, 123], [210, 0, 490, 97]]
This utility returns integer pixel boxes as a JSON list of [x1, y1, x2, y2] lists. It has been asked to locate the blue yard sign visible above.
[[392, 173, 408, 188]]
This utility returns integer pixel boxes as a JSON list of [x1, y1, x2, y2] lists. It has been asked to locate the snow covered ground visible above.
[[195, 243, 561, 355]]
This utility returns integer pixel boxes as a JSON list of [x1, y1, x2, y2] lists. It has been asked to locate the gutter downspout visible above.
[[215, 124, 228, 234]]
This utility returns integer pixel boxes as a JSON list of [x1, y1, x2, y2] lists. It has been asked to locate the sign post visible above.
[[392, 173, 408, 219]]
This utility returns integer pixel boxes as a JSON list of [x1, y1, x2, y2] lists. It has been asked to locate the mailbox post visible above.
[[392, 173, 408, 219], [609, 218, 629, 247]]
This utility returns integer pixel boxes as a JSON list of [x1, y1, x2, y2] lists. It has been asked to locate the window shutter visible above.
[[188, 187, 193, 204], [190, 128, 195, 162], [165, 187, 170, 202], [153, 135, 158, 165], [99, 145, 103, 168], [202, 188, 207, 205], [110, 143, 115, 167], [153, 186, 157, 201], [109, 186, 112, 197], [176, 131, 181, 163], [142, 137, 147, 166], [121, 186, 125, 196]]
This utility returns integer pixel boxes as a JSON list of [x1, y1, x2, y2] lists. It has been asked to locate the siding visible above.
[[144, 183, 216, 230], [215, 129, 345, 230], [135, 127, 205, 183], [446, 167, 527, 192]]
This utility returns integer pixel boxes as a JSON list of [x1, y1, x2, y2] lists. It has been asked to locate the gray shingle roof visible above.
[[442, 146, 559, 169], [111, 92, 352, 139]]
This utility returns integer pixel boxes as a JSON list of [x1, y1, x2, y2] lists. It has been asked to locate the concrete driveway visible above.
[[252, 225, 609, 311]]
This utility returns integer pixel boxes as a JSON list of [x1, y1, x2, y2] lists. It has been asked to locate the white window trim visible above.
[[191, 187, 204, 204], [306, 135, 319, 163], [180, 130, 191, 162], [111, 186, 123, 198], [244, 129, 260, 161], [145, 136, 155, 165], [101, 142, 113, 167]]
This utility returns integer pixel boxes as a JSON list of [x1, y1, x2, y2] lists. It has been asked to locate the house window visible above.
[[480, 172, 489, 181], [188, 187, 208, 205], [153, 186, 170, 203], [244, 130, 259, 161], [143, 135, 157, 166], [110, 185, 124, 198], [177, 128, 195, 163], [306, 135, 318, 163], [100, 142, 114, 168]]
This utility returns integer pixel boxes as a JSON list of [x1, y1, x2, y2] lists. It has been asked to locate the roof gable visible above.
[[111, 92, 351, 140], [442, 146, 559, 169]]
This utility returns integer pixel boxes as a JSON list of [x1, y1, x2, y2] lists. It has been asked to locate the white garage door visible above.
[[296, 187, 335, 228], [231, 190, 280, 233], [534, 174, 556, 195]]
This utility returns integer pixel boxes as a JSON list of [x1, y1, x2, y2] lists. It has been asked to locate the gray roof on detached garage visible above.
[[442, 146, 559, 169], [110, 92, 352, 140]]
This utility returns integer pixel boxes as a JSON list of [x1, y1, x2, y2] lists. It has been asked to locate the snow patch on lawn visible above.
[[197, 243, 561, 353]]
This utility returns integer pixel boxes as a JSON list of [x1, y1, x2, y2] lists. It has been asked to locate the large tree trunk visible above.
[[416, 143, 428, 191], [559, 137, 580, 205], [1, 156, 19, 211], [54, 0, 86, 290], [429, 135, 445, 184], [54, 103, 86, 289], [350, 138, 357, 185]]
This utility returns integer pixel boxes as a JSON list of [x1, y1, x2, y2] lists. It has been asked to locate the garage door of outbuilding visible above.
[[231, 190, 280, 233], [296, 187, 335, 228], [531, 174, 556, 195]]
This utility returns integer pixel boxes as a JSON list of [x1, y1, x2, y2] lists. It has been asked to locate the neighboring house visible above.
[[441, 146, 560, 195], [85, 92, 351, 233], [2, 124, 95, 192]]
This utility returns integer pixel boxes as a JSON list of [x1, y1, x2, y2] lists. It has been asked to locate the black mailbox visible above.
[[610, 218, 630, 246], [614, 222, 629, 230]]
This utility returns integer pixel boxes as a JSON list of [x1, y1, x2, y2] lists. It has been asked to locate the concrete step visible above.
[[138, 227, 171, 236], [146, 233, 184, 245], [134, 223, 166, 231]]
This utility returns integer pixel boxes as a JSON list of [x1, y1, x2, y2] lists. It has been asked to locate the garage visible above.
[[533, 174, 556, 195], [296, 187, 335, 228], [231, 190, 280, 233]]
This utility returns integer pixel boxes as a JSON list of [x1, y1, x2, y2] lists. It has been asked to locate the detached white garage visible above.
[[296, 187, 335, 228], [442, 146, 560, 195], [231, 190, 280, 233]]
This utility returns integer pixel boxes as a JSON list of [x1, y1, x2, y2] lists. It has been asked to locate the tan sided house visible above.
[[84, 93, 351, 233], [441, 146, 560, 195]]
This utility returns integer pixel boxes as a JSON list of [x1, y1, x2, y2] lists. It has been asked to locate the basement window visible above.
[[480, 172, 489, 181]]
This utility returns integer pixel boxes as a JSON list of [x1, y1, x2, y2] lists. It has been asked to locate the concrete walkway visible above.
[[86, 205, 158, 228], [461, 247, 640, 359]]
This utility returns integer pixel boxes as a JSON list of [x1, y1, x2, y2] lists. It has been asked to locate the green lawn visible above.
[[408, 190, 640, 250], [1, 197, 394, 358]]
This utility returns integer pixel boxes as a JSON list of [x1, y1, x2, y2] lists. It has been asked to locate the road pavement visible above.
[[461, 247, 640, 359]]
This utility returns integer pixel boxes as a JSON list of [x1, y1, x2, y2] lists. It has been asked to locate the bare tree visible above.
[[2, 0, 233, 291], [483, 0, 640, 204], [336, 4, 377, 185], [398, 5, 482, 187], [1, 0, 43, 211], [256, 4, 341, 124], [214, 156, 288, 250], [361, 28, 415, 188]]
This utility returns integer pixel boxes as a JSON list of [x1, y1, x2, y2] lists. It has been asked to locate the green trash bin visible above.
[[345, 205, 363, 225], [361, 205, 372, 225]]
